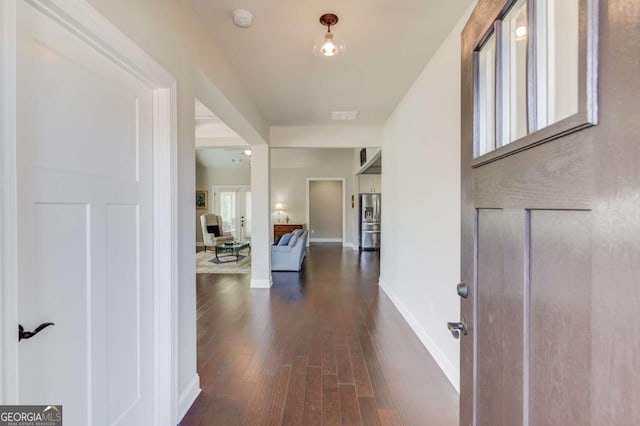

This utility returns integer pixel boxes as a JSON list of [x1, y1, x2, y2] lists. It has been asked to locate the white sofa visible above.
[[200, 213, 234, 251], [271, 229, 308, 271]]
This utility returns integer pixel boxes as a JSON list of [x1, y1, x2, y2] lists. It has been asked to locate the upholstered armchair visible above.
[[200, 213, 234, 251]]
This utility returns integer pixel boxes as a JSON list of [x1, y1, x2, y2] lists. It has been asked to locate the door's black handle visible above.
[[19, 323, 55, 341]]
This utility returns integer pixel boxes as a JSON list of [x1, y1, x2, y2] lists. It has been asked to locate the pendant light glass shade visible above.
[[313, 30, 345, 57]]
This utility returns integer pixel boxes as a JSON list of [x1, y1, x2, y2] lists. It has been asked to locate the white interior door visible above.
[[214, 187, 251, 241], [16, 2, 154, 425]]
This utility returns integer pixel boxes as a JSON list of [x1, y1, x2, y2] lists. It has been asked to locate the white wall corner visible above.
[[378, 278, 460, 393], [250, 277, 273, 289], [177, 374, 201, 423]]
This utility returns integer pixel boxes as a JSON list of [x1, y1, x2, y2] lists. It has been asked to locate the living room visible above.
[[195, 143, 383, 267]]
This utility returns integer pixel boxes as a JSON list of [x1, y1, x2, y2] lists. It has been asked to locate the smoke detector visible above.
[[232, 9, 253, 28]]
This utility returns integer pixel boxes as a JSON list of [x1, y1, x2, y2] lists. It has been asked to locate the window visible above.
[[473, 0, 596, 163], [536, 0, 580, 128], [477, 33, 497, 157], [501, 0, 528, 143], [219, 191, 236, 234]]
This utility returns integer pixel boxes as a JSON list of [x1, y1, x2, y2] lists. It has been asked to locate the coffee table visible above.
[[214, 241, 250, 263]]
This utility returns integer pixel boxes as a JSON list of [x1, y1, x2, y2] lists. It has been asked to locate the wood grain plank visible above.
[[302, 366, 322, 426], [242, 352, 263, 383], [335, 334, 355, 384], [358, 397, 382, 426], [323, 374, 341, 426], [322, 332, 337, 375], [308, 331, 323, 366], [261, 365, 292, 426], [378, 409, 403, 426], [339, 384, 361, 426], [359, 334, 395, 408], [282, 356, 308, 426], [347, 336, 374, 397], [242, 367, 274, 426]]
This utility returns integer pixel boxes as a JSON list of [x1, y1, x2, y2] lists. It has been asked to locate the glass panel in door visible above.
[[218, 191, 237, 236], [476, 33, 497, 157], [501, 0, 528, 143], [536, 0, 579, 127], [244, 191, 252, 240], [215, 188, 251, 242]]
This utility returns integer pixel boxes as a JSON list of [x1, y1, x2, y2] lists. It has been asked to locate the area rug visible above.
[[196, 249, 251, 274]]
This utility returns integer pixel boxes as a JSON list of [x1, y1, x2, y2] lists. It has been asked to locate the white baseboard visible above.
[[341, 242, 361, 250], [195, 242, 204, 247], [177, 374, 201, 423], [250, 277, 273, 288], [378, 278, 460, 393], [309, 238, 342, 243]]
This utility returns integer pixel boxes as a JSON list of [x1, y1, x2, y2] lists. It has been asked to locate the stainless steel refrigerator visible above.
[[359, 193, 381, 250]]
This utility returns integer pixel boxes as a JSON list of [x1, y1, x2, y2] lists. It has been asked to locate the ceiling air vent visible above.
[[331, 111, 359, 121]]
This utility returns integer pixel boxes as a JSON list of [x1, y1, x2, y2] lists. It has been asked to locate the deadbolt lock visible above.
[[457, 282, 468, 298]]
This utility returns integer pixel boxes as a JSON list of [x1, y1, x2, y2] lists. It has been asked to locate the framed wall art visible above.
[[195, 190, 208, 210]]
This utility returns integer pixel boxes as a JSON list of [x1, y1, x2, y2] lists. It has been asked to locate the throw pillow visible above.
[[273, 235, 282, 245], [288, 234, 299, 246], [207, 225, 221, 237], [292, 229, 304, 237], [278, 233, 293, 246]]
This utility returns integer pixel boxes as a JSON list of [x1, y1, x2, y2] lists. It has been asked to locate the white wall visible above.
[[197, 168, 251, 188], [271, 126, 382, 148], [379, 6, 474, 391], [271, 149, 358, 246], [85, 0, 269, 421]]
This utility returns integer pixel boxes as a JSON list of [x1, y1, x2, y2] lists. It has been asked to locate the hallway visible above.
[[180, 246, 458, 425]]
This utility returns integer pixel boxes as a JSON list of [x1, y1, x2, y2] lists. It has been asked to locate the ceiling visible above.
[[195, 99, 243, 139], [196, 148, 251, 168], [189, 0, 472, 126]]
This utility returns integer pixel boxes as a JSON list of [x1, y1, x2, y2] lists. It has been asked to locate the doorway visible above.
[[213, 186, 252, 242], [306, 179, 345, 245]]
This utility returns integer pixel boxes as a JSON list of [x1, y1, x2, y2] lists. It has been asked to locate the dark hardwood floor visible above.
[[181, 245, 458, 426]]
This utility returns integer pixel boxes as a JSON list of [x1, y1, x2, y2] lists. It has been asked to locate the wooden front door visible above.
[[459, 0, 640, 425]]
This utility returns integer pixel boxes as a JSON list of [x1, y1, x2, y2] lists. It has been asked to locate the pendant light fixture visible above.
[[313, 13, 345, 57]]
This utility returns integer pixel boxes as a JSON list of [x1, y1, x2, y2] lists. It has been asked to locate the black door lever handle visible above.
[[19, 322, 55, 341]]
